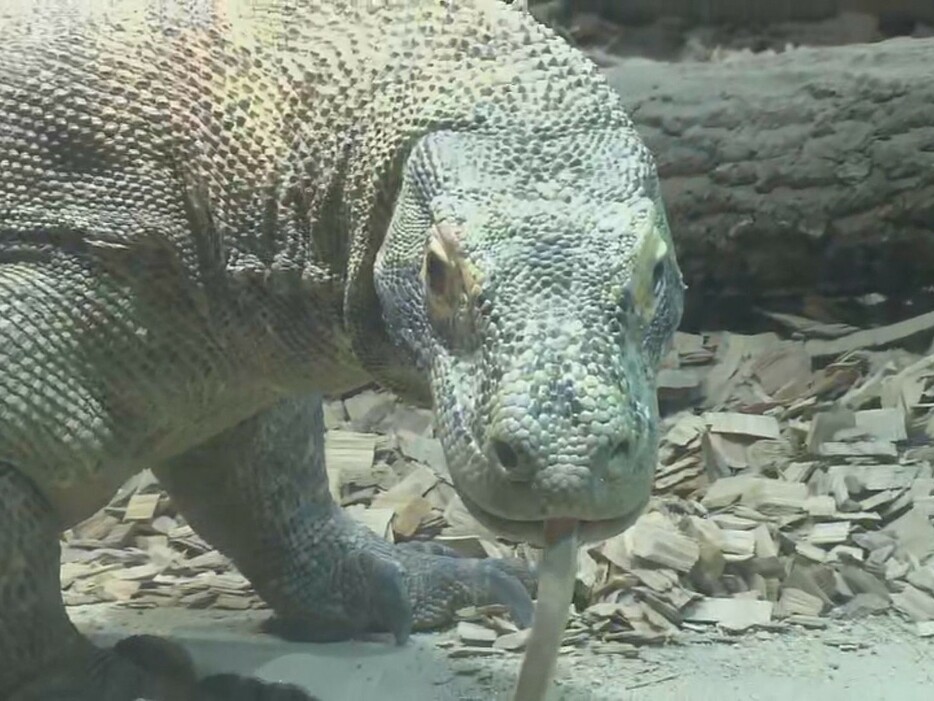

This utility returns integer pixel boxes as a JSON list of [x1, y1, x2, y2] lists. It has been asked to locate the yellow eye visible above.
[[652, 259, 666, 298], [425, 247, 448, 297], [422, 223, 473, 317]]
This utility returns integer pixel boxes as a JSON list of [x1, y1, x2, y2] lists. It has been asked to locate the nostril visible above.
[[610, 439, 630, 460], [492, 439, 520, 470]]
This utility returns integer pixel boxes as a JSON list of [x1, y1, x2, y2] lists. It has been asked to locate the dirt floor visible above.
[[70, 604, 933, 701]]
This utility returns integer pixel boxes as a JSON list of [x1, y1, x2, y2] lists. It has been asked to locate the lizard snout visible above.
[[487, 431, 634, 485]]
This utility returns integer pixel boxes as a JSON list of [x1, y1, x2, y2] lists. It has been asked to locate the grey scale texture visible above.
[[0, 1, 682, 699]]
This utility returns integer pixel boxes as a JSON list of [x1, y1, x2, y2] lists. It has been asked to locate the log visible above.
[[602, 38, 934, 317], [558, 1, 934, 26]]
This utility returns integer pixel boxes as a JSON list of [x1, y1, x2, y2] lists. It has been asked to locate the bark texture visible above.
[[603, 37, 934, 314], [564, 1, 934, 26]]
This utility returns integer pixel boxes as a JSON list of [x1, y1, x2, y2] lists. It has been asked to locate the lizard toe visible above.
[[395, 548, 536, 631], [264, 547, 413, 645]]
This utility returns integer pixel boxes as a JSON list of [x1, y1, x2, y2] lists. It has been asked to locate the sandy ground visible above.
[[69, 604, 933, 701]]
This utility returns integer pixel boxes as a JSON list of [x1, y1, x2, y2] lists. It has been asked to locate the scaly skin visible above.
[[0, 1, 683, 699]]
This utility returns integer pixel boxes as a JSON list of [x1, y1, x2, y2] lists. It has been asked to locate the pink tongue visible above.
[[511, 518, 580, 701]]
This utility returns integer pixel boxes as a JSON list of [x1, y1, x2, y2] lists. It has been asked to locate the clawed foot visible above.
[[264, 524, 536, 644]]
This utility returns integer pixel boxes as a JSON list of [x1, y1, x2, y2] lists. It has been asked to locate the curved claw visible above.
[[258, 517, 536, 646], [393, 547, 536, 632], [359, 549, 413, 644], [262, 547, 414, 645], [473, 559, 535, 629]]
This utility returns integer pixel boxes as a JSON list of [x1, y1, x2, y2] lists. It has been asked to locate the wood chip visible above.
[[795, 542, 828, 563], [665, 414, 707, 447], [702, 432, 750, 474], [457, 621, 498, 646], [371, 464, 439, 510], [113, 563, 161, 581], [629, 523, 699, 572], [854, 408, 907, 443], [808, 522, 851, 545], [448, 646, 507, 659], [777, 588, 824, 617], [493, 628, 531, 651], [391, 496, 434, 538], [741, 480, 808, 514], [719, 529, 756, 559], [891, 585, 934, 622], [683, 598, 773, 631], [838, 592, 890, 619], [102, 579, 141, 602], [324, 430, 378, 487], [342, 390, 395, 431], [213, 594, 253, 610], [883, 507, 934, 561], [818, 441, 898, 459], [786, 614, 828, 629], [705, 412, 781, 440], [591, 641, 640, 657], [348, 506, 395, 541], [804, 311, 934, 359], [396, 431, 446, 470], [123, 493, 161, 522], [702, 475, 758, 509]]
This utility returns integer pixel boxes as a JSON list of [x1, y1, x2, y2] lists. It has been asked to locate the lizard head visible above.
[[371, 128, 684, 546]]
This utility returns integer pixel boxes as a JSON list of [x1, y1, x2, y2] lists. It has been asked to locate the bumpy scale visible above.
[[0, 1, 683, 699]]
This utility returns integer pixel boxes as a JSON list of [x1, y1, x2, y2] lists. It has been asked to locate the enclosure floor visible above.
[[68, 604, 933, 700]]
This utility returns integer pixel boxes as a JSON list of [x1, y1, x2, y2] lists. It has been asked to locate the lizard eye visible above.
[[425, 248, 448, 297], [652, 259, 667, 297]]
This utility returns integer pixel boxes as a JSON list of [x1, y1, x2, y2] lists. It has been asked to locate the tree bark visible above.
[[563, 1, 934, 26], [602, 37, 934, 319]]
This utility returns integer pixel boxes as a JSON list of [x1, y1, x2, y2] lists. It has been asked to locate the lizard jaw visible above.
[[457, 490, 647, 547]]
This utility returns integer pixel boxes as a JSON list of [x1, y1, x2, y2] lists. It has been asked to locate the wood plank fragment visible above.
[[683, 598, 773, 630], [457, 621, 498, 646], [629, 524, 699, 572], [494, 628, 531, 651], [818, 441, 898, 459], [741, 480, 808, 514], [702, 475, 758, 509], [804, 311, 934, 359], [883, 507, 934, 561], [854, 408, 907, 443], [777, 588, 825, 618], [348, 506, 395, 541], [123, 494, 161, 522], [705, 412, 781, 439], [891, 585, 934, 622], [324, 430, 378, 486]]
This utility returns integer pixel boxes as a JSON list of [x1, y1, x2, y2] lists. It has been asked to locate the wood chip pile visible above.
[[61, 311, 934, 654]]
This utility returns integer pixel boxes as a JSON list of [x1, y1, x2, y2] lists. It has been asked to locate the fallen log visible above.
[[603, 38, 934, 315], [560, 1, 934, 26]]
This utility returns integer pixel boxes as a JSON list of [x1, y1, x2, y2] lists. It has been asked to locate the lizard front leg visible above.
[[153, 393, 534, 649]]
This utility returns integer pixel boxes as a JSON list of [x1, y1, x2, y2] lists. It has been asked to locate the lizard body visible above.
[[0, 1, 682, 698]]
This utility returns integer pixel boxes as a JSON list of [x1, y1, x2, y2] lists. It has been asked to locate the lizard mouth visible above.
[[457, 490, 647, 547]]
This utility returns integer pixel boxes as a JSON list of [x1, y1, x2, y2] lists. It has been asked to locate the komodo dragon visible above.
[[0, 0, 684, 698]]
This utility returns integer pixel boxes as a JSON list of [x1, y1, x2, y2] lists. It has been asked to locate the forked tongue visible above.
[[511, 518, 580, 701]]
